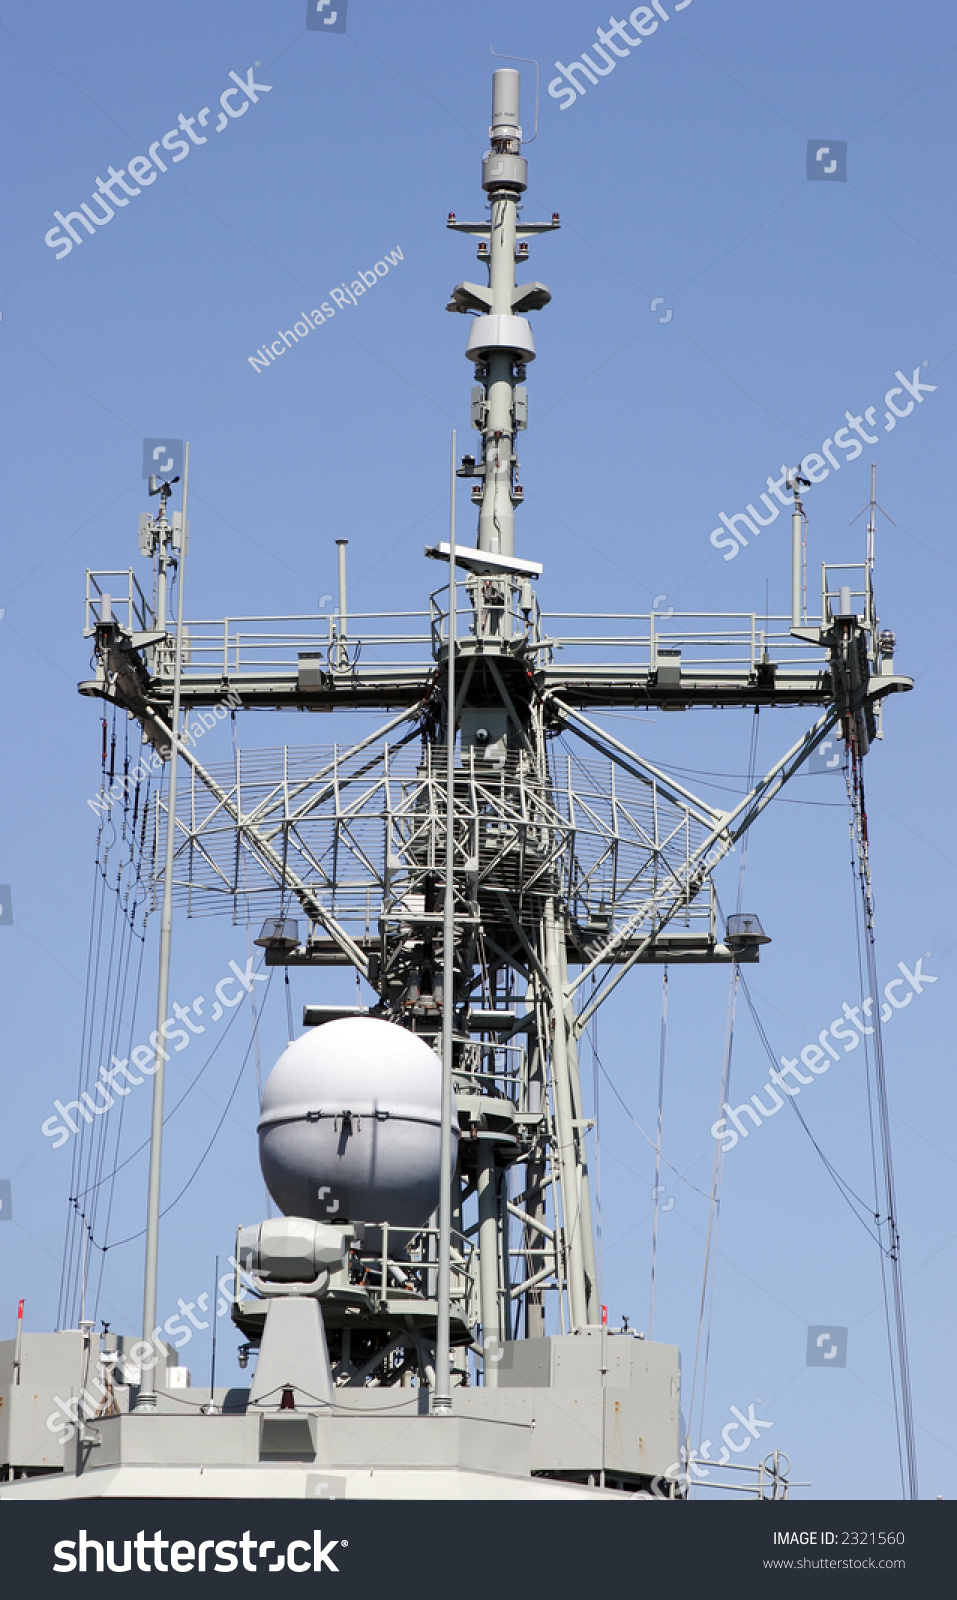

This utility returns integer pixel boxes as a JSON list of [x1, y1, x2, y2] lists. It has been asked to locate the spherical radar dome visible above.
[[258, 1016, 457, 1230]]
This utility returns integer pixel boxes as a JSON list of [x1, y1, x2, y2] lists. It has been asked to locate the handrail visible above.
[[85, 568, 838, 683]]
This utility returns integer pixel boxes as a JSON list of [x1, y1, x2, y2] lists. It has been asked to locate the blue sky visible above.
[[2, 0, 955, 1500]]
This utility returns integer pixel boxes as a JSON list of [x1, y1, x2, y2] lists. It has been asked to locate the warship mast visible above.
[[3, 65, 913, 1501]]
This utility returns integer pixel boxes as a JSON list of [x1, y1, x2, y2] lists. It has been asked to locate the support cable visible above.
[[589, 977, 603, 1314], [59, 708, 155, 1328], [84, 970, 275, 1254], [733, 960, 887, 1243], [71, 971, 261, 1205], [844, 697, 919, 1499], [230, 708, 273, 1218], [688, 711, 758, 1477], [687, 955, 739, 1477], [648, 965, 668, 1339], [593, 1053, 712, 1202]]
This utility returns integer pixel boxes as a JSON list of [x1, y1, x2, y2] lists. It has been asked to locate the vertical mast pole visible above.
[[13, 1298, 24, 1385], [335, 538, 348, 669], [788, 469, 809, 631], [432, 431, 457, 1416], [791, 483, 803, 630], [866, 461, 877, 633], [207, 1253, 220, 1415], [476, 70, 525, 558], [137, 441, 189, 1411]]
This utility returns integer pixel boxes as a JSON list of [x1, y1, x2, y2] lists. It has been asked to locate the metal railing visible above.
[[821, 561, 877, 635], [529, 612, 828, 673], [86, 572, 840, 683], [85, 569, 151, 637], [352, 1220, 476, 1319], [664, 1449, 806, 1500]]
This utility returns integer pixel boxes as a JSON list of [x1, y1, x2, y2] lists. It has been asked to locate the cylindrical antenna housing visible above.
[[490, 68, 521, 143]]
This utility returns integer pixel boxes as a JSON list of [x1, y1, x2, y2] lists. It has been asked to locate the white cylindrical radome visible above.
[[258, 1017, 456, 1229], [491, 68, 521, 140], [465, 314, 536, 364]]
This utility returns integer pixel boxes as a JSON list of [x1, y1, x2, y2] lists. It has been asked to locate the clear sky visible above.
[[2, 0, 955, 1500]]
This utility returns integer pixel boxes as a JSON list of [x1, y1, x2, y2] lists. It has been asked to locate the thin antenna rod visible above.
[[13, 1297, 24, 1386], [208, 1253, 220, 1414], [335, 539, 348, 669], [137, 441, 190, 1412], [490, 47, 539, 140], [432, 429, 457, 1416], [787, 469, 809, 631]]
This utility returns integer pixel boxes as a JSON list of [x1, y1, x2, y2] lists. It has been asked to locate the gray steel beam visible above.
[[544, 899, 588, 1329], [567, 705, 845, 1034], [82, 662, 918, 718], [80, 664, 836, 714], [477, 1142, 501, 1383]]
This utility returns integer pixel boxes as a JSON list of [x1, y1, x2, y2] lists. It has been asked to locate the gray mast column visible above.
[[563, 986, 600, 1325], [477, 70, 526, 558], [544, 899, 588, 1329], [477, 1144, 501, 1383]]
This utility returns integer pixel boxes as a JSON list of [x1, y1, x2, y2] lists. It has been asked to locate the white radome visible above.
[[258, 1016, 456, 1229]]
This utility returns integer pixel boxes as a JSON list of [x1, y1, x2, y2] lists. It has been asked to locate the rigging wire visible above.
[[588, 976, 603, 1311], [732, 961, 888, 1244], [688, 955, 739, 1476], [687, 709, 759, 1477], [230, 708, 275, 1219], [844, 710, 919, 1499], [84, 969, 275, 1255], [64, 701, 277, 1304], [91, 926, 149, 1321], [71, 965, 259, 1205], [57, 850, 105, 1329], [58, 709, 154, 1328], [647, 965, 668, 1339], [593, 1053, 713, 1202], [60, 789, 116, 1324], [82, 762, 144, 1284]]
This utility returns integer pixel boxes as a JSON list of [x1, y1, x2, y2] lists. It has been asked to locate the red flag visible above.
[[601, 1304, 608, 1326], [17, 1299, 24, 1321]]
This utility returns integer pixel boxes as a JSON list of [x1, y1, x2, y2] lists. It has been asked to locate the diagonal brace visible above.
[[146, 705, 370, 976], [568, 706, 841, 1031]]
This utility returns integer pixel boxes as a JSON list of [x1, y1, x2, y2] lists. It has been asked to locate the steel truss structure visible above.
[[79, 69, 912, 1401]]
